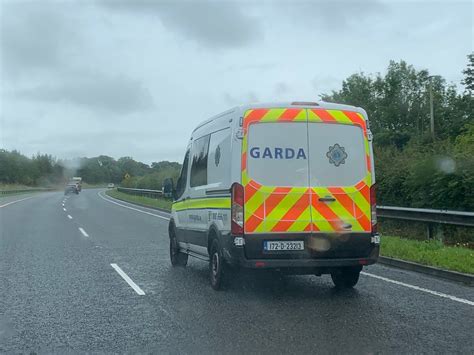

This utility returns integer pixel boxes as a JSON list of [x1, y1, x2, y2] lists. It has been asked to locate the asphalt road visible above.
[[1, 189, 473, 354]]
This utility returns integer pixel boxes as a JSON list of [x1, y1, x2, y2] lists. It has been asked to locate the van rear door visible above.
[[306, 109, 372, 233]]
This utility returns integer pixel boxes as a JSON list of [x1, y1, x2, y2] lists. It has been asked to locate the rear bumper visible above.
[[234, 252, 378, 270], [221, 232, 379, 271]]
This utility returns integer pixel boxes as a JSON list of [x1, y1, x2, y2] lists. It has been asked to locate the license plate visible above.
[[264, 240, 304, 251]]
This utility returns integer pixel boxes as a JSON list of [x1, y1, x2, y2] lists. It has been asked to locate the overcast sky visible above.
[[0, 0, 472, 164]]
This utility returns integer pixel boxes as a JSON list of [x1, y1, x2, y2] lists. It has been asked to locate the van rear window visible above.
[[246, 121, 368, 188], [308, 123, 366, 186], [247, 122, 309, 187]]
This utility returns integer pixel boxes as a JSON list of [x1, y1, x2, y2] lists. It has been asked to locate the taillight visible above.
[[370, 184, 377, 233], [231, 183, 244, 236]]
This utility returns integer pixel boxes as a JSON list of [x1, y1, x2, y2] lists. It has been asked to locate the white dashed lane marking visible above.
[[111, 263, 145, 295], [67, 215, 73, 219], [78, 227, 89, 237]]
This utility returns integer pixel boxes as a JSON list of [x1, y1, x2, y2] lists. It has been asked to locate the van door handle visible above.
[[319, 196, 336, 202]]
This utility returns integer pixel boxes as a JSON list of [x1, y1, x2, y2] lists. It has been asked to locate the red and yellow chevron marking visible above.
[[241, 107, 373, 234]]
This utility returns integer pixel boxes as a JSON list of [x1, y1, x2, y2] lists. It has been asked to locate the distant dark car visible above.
[[64, 183, 79, 195]]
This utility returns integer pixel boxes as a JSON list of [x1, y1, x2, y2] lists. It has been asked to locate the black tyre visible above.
[[209, 239, 227, 290], [331, 267, 361, 288], [169, 229, 188, 267]]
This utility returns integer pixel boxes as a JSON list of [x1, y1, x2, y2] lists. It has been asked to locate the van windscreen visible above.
[[246, 122, 309, 187]]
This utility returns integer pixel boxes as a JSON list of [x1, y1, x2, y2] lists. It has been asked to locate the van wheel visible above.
[[209, 239, 226, 290], [331, 267, 361, 288], [169, 230, 188, 267]]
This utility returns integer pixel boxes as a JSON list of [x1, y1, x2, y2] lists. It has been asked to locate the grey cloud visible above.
[[14, 73, 154, 115], [223, 91, 259, 106], [0, 2, 79, 78], [274, 82, 290, 96], [99, 0, 263, 48], [311, 75, 344, 96], [278, 0, 386, 29], [225, 62, 276, 72]]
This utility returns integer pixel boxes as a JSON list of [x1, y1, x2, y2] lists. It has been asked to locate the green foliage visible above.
[[0, 150, 181, 190], [323, 57, 474, 213], [121, 167, 180, 190], [374, 127, 474, 211], [462, 53, 474, 92], [74, 155, 125, 184], [0, 150, 64, 186], [379, 219, 473, 246], [322, 59, 472, 142], [381, 235, 474, 274]]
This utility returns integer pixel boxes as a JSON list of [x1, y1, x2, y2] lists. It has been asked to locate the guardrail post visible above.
[[427, 223, 433, 240]]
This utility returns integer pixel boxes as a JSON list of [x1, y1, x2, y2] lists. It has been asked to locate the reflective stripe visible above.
[[172, 197, 231, 212], [260, 108, 287, 122], [315, 187, 364, 231], [256, 188, 306, 233], [327, 110, 353, 124]]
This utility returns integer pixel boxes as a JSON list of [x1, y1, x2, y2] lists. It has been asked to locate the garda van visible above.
[[169, 101, 379, 290]]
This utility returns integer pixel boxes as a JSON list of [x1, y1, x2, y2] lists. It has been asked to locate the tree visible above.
[[462, 53, 474, 92]]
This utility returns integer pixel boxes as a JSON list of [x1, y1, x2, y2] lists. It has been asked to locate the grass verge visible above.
[[0, 191, 38, 199], [106, 189, 172, 211], [381, 235, 474, 274], [82, 183, 108, 189], [0, 184, 56, 198]]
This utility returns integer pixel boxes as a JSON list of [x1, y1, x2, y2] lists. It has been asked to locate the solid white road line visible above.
[[0, 196, 35, 208], [78, 227, 89, 237], [362, 272, 474, 306], [110, 263, 145, 295], [67, 214, 73, 219], [98, 191, 170, 221]]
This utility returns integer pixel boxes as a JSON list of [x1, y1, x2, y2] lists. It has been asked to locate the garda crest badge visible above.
[[215, 145, 221, 167], [326, 143, 347, 167]]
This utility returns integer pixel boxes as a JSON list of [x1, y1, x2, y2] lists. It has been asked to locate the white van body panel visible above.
[[171, 101, 376, 258]]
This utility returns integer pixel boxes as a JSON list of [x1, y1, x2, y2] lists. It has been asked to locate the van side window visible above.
[[190, 134, 210, 187], [175, 149, 190, 200], [207, 128, 230, 185]]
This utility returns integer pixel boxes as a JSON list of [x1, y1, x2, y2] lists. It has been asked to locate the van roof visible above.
[[192, 101, 368, 135], [237, 101, 364, 112]]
